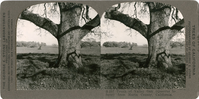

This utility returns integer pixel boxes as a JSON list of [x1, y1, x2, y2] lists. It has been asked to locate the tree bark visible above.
[[20, 3, 100, 69], [55, 4, 83, 68], [146, 30, 173, 69], [145, 3, 179, 69], [56, 29, 83, 68], [54, 3, 100, 69], [105, 2, 184, 69], [20, 10, 58, 37]]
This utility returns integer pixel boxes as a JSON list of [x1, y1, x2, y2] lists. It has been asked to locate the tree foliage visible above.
[[170, 41, 185, 48], [80, 41, 100, 48], [103, 41, 137, 48], [17, 41, 46, 48]]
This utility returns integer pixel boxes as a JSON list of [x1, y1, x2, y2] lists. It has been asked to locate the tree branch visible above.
[[80, 15, 100, 39], [148, 19, 184, 39], [20, 10, 58, 37], [58, 15, 100, 39], [105, 9, 148, 38], [82, 15, 100, 30], [147, 2, 171, 12], [58, 2, 82, 11], [58, 26, 81, 38]]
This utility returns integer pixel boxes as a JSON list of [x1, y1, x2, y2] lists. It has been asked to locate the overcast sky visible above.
[[17, 2, 185, 46]]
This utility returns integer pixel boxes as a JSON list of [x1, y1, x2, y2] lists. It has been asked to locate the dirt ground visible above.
[[17, 53, 101, 90], [17, 52, 185, 90], [100, 53, 185, 89]]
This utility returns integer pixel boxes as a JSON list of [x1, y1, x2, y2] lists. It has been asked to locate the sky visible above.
[[100, 18, 148, 45], [17, 2, 185, 46], [100, 3, 150, 46], [17, 3, 98, 46], [100, 2, 185, 45], [17, 20, 58, 45]]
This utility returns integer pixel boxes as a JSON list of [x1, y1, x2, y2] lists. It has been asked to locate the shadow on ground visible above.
[[17, 53, 100, 90], [17, 53, 185, 90]]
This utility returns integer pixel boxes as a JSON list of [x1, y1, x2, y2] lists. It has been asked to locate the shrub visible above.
[[17, 41, 46, 47], [103, 41, 137, 48], [81, 41, 100, 48]]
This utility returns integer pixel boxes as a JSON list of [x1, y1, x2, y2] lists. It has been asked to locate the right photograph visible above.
[[100, 2, 185, 89]]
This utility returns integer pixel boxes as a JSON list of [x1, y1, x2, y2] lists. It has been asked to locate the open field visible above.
[[17, 46, 185, 55], [101, 47, 185, 55], [17, 46, 100, 55], [100, 53, 185, 89], [17, 46, 185, 89], [17, 53, 101, 90], [100, 47, 185, 89]]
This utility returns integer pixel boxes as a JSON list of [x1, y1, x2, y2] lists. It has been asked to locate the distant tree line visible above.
[[51, 44, 58, 47], [103, 41, 137, 48], [170, 41, 185, 48], [17, 41, 46, 48], [80, 41, 100, 48]]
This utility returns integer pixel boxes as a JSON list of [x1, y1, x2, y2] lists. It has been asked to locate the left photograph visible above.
[[16, 2, 101, 90]]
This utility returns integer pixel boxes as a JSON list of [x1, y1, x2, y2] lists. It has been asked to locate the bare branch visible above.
[[82, 15, 100, 30], [134, 2, 137, 18], [171, 7, 176, 23], [175, 8, 180, 20], [43, 3, 47, 17], [58, 26, 81, 38], [85, 5, 90, 19], [80, 15, 100, 39], [20, 10, 58, 37], [58, 15, 100, 39], [147, 2, 171, 12], [81, 5, 91, 23], [148, 19, 184, 39], [105, 9, 148, 38], [116, 3, 121, 10]]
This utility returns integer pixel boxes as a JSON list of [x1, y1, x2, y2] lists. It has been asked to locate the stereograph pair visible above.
[[0, 1, 198, 99]]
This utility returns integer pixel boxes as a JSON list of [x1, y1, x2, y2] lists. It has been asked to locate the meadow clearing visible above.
[[17, 46, 185, 55], [17, 46, 185, 90]]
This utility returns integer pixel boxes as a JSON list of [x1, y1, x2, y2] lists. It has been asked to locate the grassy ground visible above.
[[101, 47, 185, 55], [17, 46, 101, 90], [17, 46, 100, 55], [17, 53, 101, 90], [100, 53, 185, 89], [17, 46, 185, 90]]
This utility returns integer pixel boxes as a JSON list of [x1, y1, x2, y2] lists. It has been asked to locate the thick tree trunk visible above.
[[146, 5, 173, 69], [146, 31, 172, 69], [54, 3, 84, 69], [105, 2, 184, 69], [56, 30, 83, 68], [20, 3, 100, 69]]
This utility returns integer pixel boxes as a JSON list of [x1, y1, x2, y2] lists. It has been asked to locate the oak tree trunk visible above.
[[56, 30, 83, 68], [20, 3, 100, 69], [54, 4, 84, 68], [105, 2, 184, 69], [146, 6, 174, 69], [146, 32, 172, 69]]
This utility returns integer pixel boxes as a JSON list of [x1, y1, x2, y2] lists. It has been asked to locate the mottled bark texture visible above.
[[105, 2, 184, 69], [20, 2, 100, 68]]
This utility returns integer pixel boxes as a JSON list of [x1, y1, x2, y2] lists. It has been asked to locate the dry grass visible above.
[[17, 46, 185, 90], [100, 53, 185, 89], [101, 47, 185, 55], [17, 54, 100, 90]]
